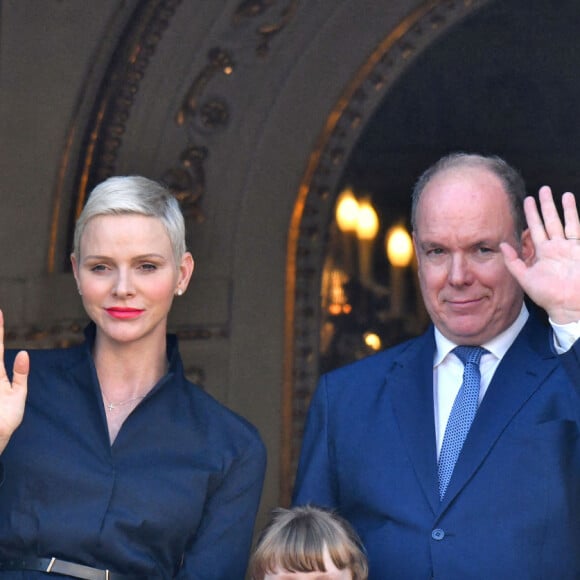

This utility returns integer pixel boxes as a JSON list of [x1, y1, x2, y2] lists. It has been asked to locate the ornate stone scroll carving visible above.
[[233, 0, 300, 56], [169, 1, 300, 216], [79, 0, 184, 195], [76, 0, 301, 223], [175, 48, 235, 129]]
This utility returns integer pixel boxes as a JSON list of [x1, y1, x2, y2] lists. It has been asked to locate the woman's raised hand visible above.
[[0, 310, 29, 454]]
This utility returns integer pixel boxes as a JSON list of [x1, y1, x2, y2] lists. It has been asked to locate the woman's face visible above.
[[264, 548, 353, 580], [71, 213, 193, 348]]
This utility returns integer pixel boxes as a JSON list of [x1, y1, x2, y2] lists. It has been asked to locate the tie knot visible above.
[[453, 345, 487, 366]]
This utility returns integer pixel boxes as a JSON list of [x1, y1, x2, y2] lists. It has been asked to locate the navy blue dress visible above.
[[0, 325, 266, 579]]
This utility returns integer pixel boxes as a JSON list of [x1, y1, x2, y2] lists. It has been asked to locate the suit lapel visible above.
[[387, 328, 440, 513], [439, 314, 557, 510]]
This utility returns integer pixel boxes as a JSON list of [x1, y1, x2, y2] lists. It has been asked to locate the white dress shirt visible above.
[[433, 304, 580, 457]]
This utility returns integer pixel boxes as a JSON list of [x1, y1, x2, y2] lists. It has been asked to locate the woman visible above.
[[0, 176, 266, 579]]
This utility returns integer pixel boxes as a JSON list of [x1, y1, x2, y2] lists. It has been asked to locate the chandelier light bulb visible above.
[[335, 188, 360, 232], [356, 200, 379, 241], [386, 225, 413, 267]]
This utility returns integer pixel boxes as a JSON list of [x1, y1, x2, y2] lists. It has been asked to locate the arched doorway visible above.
[[283, 0, 580, 502]]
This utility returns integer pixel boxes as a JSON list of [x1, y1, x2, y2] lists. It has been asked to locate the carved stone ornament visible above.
[[72, 0, 300, 232]]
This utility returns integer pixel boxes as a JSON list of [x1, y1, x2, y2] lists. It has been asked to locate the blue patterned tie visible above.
[[438, 345, 487, 500]]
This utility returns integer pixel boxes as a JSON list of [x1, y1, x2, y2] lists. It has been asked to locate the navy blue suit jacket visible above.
[[293, 313, 580, 579]]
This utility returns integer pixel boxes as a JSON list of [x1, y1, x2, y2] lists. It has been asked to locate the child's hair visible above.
[[249, 505, 368, 579]]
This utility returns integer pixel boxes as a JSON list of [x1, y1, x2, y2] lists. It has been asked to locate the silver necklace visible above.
[[103, 394, 146, 412]]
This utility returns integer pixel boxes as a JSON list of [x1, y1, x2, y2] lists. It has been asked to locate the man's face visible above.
[[413, 165, 533, 345]]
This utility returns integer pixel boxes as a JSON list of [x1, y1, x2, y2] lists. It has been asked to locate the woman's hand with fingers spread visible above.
[[0, 310, 29, 454]]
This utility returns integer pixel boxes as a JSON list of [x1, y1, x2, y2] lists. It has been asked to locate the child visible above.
[[249, 505, 368, 579]]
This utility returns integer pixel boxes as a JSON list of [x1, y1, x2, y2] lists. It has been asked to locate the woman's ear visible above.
[[176, 252, 195, 294], [70, 253, 82, 293]]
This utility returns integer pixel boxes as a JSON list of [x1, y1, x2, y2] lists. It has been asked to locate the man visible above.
[[293, 153, 580, 579]]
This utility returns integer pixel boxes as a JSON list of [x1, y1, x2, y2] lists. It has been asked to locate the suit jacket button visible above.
[[431, 528, 445, 540]]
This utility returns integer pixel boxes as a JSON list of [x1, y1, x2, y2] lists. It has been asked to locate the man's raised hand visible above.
[[501, 186, 580, 324]]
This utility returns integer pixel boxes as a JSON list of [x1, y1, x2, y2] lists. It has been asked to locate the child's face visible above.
[[264, 548, 353, 580]]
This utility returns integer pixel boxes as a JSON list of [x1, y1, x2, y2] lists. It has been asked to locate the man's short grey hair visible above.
[[411, 153, 528, 240], [73, 175, 186, 265]]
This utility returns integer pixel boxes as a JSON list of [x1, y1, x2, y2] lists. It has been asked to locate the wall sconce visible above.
[[320, 188, 425, 373]]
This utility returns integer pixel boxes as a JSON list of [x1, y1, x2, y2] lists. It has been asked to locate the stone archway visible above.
[[51, 0, 492, 506], [6, 0, 580, 518], [281, 0, 491, 504]]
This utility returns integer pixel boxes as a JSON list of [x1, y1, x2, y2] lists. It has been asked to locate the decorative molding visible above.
[[167, 0, 301, 216], [281, 0, 491, 505], [75, 0, 185, 213], [174, 326, 229, 340], [175, 47, 235, 129], [42, 0, 302, 359], [233, 0, 300, 57], [184, 365, 207, 388], [4, 322, 213, 391], [169, 45, 235, 223], [5, 321, 86, 350], [255, 1, 299, 57], [60, 0, 303, 257], [5, 320, 227, 351]]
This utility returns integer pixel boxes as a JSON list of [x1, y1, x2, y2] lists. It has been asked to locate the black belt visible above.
[[0, 557, 133, 580]]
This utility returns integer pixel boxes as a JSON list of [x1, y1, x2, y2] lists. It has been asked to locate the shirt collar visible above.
[[433, 302, 529, 367]]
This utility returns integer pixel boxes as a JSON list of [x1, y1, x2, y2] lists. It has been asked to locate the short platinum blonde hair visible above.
[[249, 505, 368, 580], [73, 175, 186, 265]]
